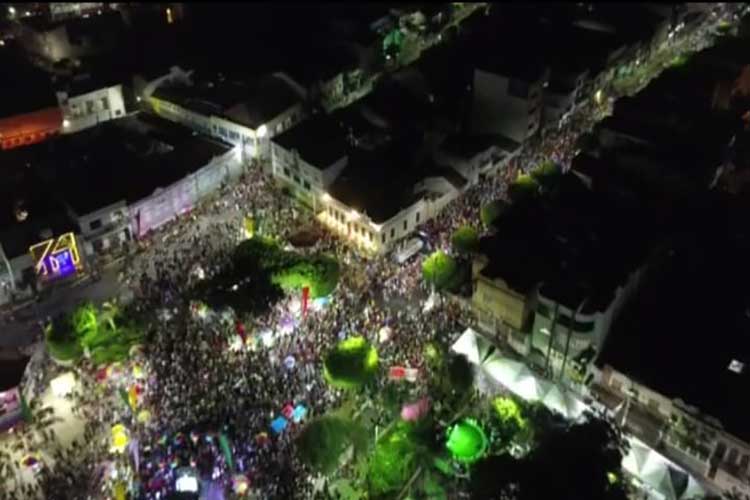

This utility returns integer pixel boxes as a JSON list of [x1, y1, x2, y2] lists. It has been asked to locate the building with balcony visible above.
[[471, 172, 653, 378]]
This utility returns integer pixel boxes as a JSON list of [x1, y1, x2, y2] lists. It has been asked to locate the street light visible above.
[[253, 125, 268, 160], [7, 6, 15, 16]]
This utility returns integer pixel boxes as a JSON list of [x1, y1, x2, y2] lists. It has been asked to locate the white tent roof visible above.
[[622, 438, 705, 500], [452, 328, 706, 500], [451, 328, 585, 419]]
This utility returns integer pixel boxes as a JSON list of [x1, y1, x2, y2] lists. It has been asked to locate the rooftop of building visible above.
[[329, 134, 447, 223], [19, 7, 124, 32], [153, 72, 302, 129], [272, 112, 350, 169], [0, 146, 80, 259], [287, 42, 361, 88], [0, 50, 57, 118], [440, 133, 520, 160], [38, 113, 231, 216], [223, 73, 303, 129], [0, 349, 30, 392], [599, 192, 750, 443], [479, 172, 653, 311]]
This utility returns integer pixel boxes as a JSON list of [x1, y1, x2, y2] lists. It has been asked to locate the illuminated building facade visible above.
[[0, 107, 63, 150], [0, 352, 29, 432], [144, 69, 306, 161]]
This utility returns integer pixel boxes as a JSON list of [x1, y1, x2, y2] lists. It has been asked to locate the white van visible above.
[[393, 238, 424, 264]]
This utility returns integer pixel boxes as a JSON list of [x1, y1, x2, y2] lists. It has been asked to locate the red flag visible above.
[[302, 286, 310, 318], [235, 320, 246, 344]]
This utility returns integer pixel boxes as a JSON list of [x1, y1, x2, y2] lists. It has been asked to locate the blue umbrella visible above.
[[270, 417, 288, 435]]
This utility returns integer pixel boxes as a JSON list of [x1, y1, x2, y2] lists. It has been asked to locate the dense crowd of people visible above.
[[3, 6, 744, 498]]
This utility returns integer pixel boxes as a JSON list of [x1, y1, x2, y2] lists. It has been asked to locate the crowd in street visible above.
[[5, 6, 746, 498]]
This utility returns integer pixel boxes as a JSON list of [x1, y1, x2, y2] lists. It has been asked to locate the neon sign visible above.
[[29, 232, 81, 281]]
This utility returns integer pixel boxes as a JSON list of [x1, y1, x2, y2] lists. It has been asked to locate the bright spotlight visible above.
[[256, 124, 267, 138]]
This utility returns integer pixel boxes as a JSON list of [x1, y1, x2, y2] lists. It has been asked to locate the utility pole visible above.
[[560, 297, 589, 383], [543, 301, 560, 376]]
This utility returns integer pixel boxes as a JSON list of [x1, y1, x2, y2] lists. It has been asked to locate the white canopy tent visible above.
[[451, 328, 705, 500], [622, 437, 706, 500], [451, 328, 586, 420]]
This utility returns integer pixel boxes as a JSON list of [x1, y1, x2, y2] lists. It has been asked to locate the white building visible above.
[[57, 82, 127, 133], [144, 69, 307, 162]]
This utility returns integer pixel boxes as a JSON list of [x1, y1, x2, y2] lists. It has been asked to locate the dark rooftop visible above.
[[287, 43, 360, 88], [441, 133, 520, 160], [223, 74, 302, 129], [272, 113, 349, 169], [480, 173, 652, 310], [0, 50, 57, 118], [599, 193, 750, 443], [330, 135, 437, 223], [46, 113, 231, 216], [152, 78, 250, 116], [0, 350, 30, 392]]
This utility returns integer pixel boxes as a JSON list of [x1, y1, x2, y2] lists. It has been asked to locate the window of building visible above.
[[293, 175, 301, 185], [86, 100, 95, 114], [416, 212, 420, 223], [727, 448, 739, 466], [303, 180, 311, 190], [390, 228, 395, 239], [101, 97, 109, 110], [283, 168, 291, 177], [89, 219, 102, 231], [229, 131, 239, 140], [382, 233, 386, 243], [403, 220, 407, 231]]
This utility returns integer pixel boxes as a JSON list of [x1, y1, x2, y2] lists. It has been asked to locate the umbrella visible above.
[[292, 405, 307, 423], [270, 417, 288, 434], [282, 404, 295, 419]]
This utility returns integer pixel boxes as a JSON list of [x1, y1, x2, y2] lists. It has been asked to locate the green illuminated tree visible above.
[[508, 175, 540, 204], [323, 336, 379, 390], [451, 226, 479, 255], [422, 251, 457, 291], [480, 200, 507, 228], [530, 160, 561, 190], [367, 422, 420, 497], [272, 254, 340, 298]]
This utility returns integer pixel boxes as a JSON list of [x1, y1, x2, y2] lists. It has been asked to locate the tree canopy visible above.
[[323, 336, 379, 390], [508, 175, 540, 204], [422, 251, 458, 290], [45, 301, 144, 365], [451, 226, 480, 255], [480, 200, 508, 228], [470, 413, 630, 500], [296, 415, 367, 474]]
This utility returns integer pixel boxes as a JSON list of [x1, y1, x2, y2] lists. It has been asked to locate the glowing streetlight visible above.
[[321, 192, 331, 202], [7, 6, 15, 16], [253, 125, 268, 160], [62, 119, 70, 128]]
